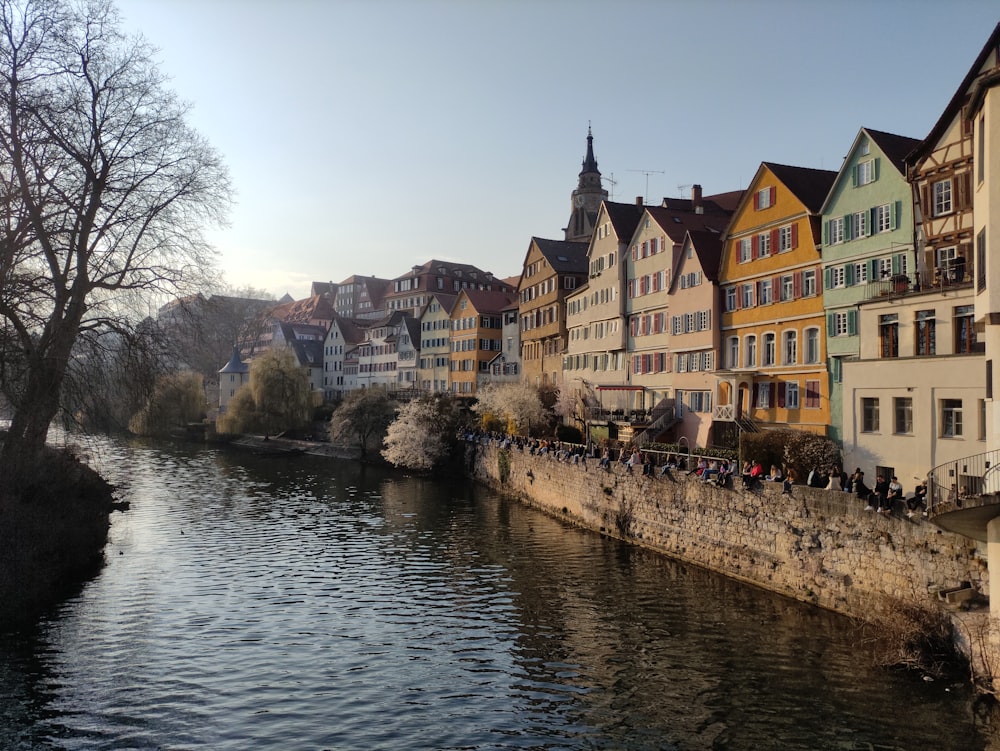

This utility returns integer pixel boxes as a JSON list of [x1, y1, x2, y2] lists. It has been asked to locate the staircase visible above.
[[636, 397, 678, 446]]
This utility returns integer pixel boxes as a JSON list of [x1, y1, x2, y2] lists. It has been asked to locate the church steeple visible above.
[[565, 126, 609, 242]]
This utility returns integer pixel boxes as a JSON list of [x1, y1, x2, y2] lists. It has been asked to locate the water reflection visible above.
[[0, 439, 994, 750]]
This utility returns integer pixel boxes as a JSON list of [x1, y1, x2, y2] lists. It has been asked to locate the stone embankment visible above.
[[469, 441, 997, 682]]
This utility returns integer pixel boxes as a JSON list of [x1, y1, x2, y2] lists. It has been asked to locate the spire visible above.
[[580, 125, 599, 176]]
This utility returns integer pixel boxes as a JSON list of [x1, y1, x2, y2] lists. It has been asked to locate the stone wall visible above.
[[471, 442, 989, 622]]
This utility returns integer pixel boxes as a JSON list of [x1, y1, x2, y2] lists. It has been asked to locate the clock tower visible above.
[[564, 126, 608, 242]]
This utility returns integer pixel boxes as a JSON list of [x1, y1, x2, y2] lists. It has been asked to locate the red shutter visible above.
[[777, 382, 786, 408], [753, 191, 761, 210], [770, 228, 779, 249], [751, 235, 759, 259], [769, 186, 776, 205], [793, 272, 802, 298], [768, 382, 776, 407], [791, 223, 799, 248]]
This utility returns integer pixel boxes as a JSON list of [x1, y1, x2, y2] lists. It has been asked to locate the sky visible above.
[[115, 0, 1000, 302]]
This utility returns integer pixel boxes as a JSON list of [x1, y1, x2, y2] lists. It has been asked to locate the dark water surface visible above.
[[0, 440, 996, 750]]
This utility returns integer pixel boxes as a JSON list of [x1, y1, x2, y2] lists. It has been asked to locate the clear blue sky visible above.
[[116, 0, 999, 301]]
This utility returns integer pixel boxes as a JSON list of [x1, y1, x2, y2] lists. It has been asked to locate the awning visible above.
[[596, 385, 645, 391]]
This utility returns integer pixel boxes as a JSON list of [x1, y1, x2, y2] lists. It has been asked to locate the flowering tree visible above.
[[382, 395, 460, 471], [472, 382, 549, 436]]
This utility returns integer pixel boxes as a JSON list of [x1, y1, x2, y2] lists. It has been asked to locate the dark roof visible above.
[[289, 339, 324, 368], [909, 22, 1000, 164], [218, 345, 249, 374], [330, 313, 368, 345], [764, 163, 838, 213], [645, 205, 730, 242], [402, 314, 421, 345], [602, 200, 647, 242], [703, 190, 744, 213], [458, 289, 517, 314], [684, 229, 726, 283], [268, 294, 336, 326], [863, 128, 921, 174], [424, 292, 459, 315], [530, 237, 589, 273]]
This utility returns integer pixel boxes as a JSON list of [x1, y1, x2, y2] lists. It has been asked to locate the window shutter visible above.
[[891, 254, 900, 274], [869, 207, 877, 233], [958, 171, 972, 209], [873, 158, 880, 182], [793, 272, 802, 298], [770, 228, 779, 249], [822, 221, 829, 245], [769, 186, 776, 205], [869, 259, 879, 279], [845, 264, 855, 286], [827, 312, 835, 331], [752, 385, 759, 408], [921, 184, 931, 215], [753, 191, 760, 210], [791, 223, 798, 248], [705, 310, 712, 329], [847, 309, 857, 335], [843, 214, 852, 239], [752, 235, 759, 259], [851, 164, 858, 187], [756, 280, 762, 302], [768, 382, 776, 406], [777, 382, 786, 408], [893, 200, 901, 230]]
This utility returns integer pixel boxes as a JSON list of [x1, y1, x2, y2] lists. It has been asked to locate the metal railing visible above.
[[927, 448, 1000, 513]]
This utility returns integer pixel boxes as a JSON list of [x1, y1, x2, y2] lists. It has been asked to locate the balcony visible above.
[[926, 449, 1000, 542], [862, 265, 972, 303]]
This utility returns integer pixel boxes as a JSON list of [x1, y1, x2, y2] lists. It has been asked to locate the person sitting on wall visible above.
[[873, 474, 891, 514], [886, 476, 904, 515], [825, 469, 842, 491], [715, 460, 732, 488], [854, 471, 873, 510], [765, 464, 782, 482], [701, 459, 720, 483], [907, 480, 928, 518], [741, 460, 754, 489]]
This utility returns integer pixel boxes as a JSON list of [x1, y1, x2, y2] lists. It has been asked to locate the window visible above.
[[955, 305, 979, 353], [804, 328, 820, 364], [933, 179, 953, 216], [745, 335, 757, 368], [759, 278, 773, 305], [725, 287, 737, 311], [942, 399, 963, 437], [783, 330, 797, 365], [850, 211, 867, 239], [763, 332, 776, 366], [915, 310, 936, 356], [727, 337, 740, 369], [833, 312, 849, 337], [757, 382, 771, 408], [829, 217, 845, 244], [756, 187, 773, 210], [853, 262, 869, 284], [856, 159, 875, 185], [805, 380, 820, 408], [758, 233, 771, 257], [738, 238, 752, 262], [785, 382, 800, 409], [876, 203, 893, 233], [780, 275, 794, 302], [741, 284, 754, 308], [894, 397, 913, 434], [778, 225, 793, 252], [803, 269, 817, 296], [862, 397, 880, 432], [879, 314, 898, 358], [830, 267, 845, 288]]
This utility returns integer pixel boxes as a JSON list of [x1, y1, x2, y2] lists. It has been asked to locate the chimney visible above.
[[636, 196, 643, 206], [692, 184, 703, 214]]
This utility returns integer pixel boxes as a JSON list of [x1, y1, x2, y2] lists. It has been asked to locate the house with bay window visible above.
[[714, 162, 835, 442], [820, 127, 920, 444]]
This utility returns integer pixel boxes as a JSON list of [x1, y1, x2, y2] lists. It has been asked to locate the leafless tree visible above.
[[0, 0, 231, 490]]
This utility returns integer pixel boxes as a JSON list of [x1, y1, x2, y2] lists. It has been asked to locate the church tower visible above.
[[564, 126, 608, 242]]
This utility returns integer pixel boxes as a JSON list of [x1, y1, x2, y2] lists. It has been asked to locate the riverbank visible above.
[[468, 440, 999, 689], [0, 445, 121, 627]]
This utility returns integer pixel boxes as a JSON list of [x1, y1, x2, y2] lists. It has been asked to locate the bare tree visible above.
[[0, 0, 231, 489], [330, 387, 397, 460]]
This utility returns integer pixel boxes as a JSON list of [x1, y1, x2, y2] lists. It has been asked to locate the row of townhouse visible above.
[[537, 24, 1000, 488]]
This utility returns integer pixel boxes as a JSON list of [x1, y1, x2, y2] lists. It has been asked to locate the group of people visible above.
[[844, 468, 928, 517]]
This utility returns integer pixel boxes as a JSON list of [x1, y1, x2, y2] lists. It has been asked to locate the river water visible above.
[[0, 439, 996, 750]]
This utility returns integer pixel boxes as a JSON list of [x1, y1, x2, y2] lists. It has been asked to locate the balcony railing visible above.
[[861, 265, 972, 303], [927, 448, 1000, 513]]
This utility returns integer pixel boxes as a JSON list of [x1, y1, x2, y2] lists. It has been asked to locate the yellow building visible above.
[[714, 163, 836, 438]]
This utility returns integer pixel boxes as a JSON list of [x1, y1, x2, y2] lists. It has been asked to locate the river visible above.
[[0, 438, 996, 750]]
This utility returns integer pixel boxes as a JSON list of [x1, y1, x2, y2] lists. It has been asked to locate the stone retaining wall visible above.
[[471, 442, 989, 621]]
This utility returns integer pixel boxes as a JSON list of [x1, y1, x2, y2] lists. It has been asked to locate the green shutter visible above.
[[822, 221, 829, 245], [824, 267, 832, 289], [845, 264, 855, 286], [891, 254, 900, 275], [851, 165, 858, 187], [847, 309, 857, 335], [893, 200, 901, 230], [827, 312, 836, 331], [869, 259, 879, 279], [873, 158, 880, 182]]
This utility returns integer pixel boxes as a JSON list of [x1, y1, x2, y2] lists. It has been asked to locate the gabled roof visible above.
[[819, 127, 921, 215], [764, 163, 838, 214], [908, 22, 1000, 165], [528, 237, 589, 274], [330, 313, 368, 346], [268, 294, 336, 326], [681, 229, 726, 283], [455, 288, 517, 315], [421, 292, 459, 317], [644, 205, 730, 243], [401, 315, 420, 346], [601, 200, 647, 242], [288, 338, 324, 368], [864, 128, 921, 174]]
